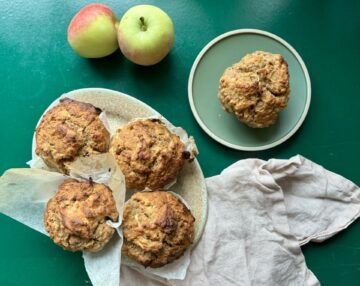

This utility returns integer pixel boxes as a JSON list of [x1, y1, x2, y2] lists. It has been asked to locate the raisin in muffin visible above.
[[122, 191, 195, 267], [35, 98, 110, 174], [218, 51, 290, 128], [44, 178, 118, 252], [110, 119, 192, 190]]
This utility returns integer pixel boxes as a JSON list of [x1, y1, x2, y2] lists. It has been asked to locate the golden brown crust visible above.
[[35, 98, 110, 174], [122, 191, 195, 268], [109, 119, 188, 190], [218, 51, 290, 128], [44, 179, 118, 252]]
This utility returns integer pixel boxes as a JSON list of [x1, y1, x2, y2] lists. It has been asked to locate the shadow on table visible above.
[[85, 50, 174, 88], [86, 50, 124, 80]]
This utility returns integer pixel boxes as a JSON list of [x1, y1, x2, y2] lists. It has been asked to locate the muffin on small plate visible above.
[[122, 191, 195, 268], [110, 118, 195, 190], [44, 178, 118, 252], [219, 51, 290, 128], [35, 98, 110, 174]]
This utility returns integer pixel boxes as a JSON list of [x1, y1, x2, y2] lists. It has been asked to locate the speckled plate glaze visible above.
[[188, 29, 311, 151], [31, 88, 208, 265]]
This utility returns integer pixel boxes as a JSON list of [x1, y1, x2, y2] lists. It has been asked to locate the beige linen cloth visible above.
[[121, 155, 360, 286]]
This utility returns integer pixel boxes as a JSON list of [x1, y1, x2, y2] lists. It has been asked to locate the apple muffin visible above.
[[44, 178, 118, 252], [218, 51, 290, 128], [35, 98, 110, 174], [122, 191, 195, 267], [110, 119, 194, 190]]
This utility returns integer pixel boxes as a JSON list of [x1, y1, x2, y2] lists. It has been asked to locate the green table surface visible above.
[[1, 0, 359, 285]]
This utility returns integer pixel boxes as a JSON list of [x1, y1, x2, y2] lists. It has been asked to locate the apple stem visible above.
[[140, 16, 147, 31]]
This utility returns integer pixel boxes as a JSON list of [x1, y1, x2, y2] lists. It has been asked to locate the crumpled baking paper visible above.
[[0, 153, 126, 286], [1, 153, 195, 284], [120, 155, 360, 286], [25, 94, 197, 281]]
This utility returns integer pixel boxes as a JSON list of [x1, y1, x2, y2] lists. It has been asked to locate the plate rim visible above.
[[188, 28, 312, 151]]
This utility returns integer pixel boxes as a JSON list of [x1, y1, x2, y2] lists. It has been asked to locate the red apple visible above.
[[67, 3, 119, 58]]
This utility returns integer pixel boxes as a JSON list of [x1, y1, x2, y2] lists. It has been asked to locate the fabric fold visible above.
[[262, 155, 360, 245], [121, 155, 359, 286]]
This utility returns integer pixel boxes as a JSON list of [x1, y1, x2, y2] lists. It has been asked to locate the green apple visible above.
[[118, 5, 174, 66], [67, 3, 119, 58]]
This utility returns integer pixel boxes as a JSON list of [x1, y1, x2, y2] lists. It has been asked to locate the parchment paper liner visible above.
[[0, 153, 126, 286], [25, 91, 205, 282], [29, 97, 199, 192]]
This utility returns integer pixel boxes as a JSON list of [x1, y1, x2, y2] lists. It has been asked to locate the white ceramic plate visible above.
[[31, 88, 208, 265]]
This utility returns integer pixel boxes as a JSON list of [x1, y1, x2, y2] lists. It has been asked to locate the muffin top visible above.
[[110, 119, 190, 190], [218, 51, 290, 128], [44, 178, 118, 252], [122, 191, 195, 268], [35, 98, 110, 174]]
